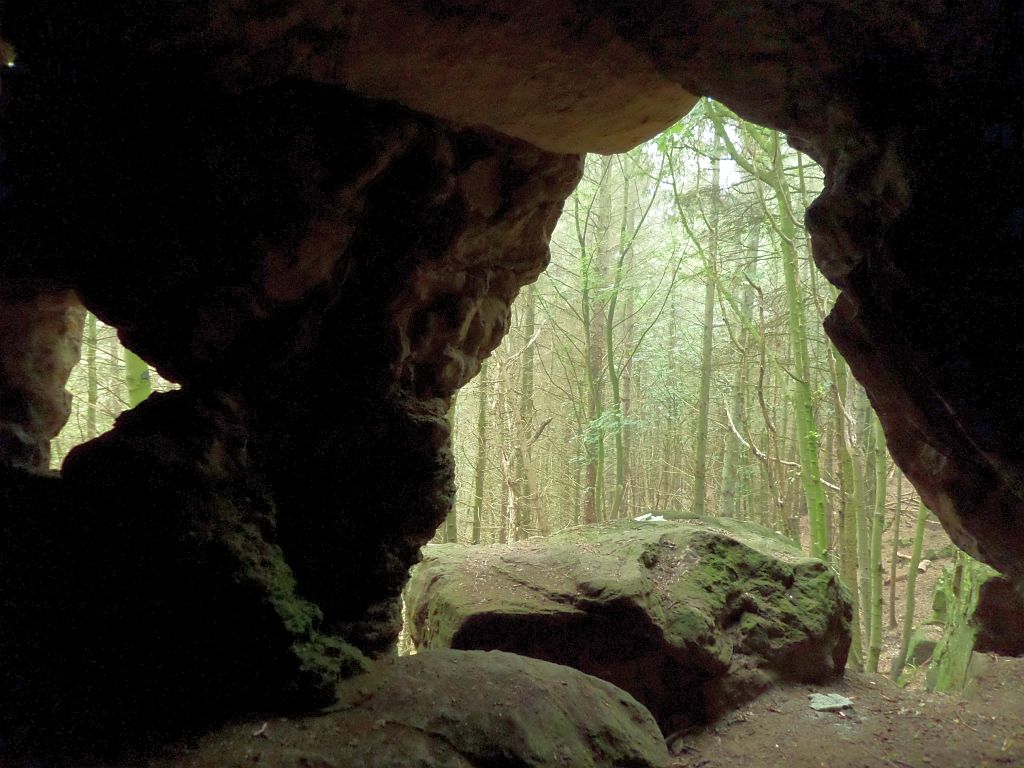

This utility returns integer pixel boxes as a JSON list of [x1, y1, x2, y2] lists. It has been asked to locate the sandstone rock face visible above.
[[212, 0, 699, 155], [406, 519, 851, 731], [154, 650, 671, 768], [0, 291, 84, 470]]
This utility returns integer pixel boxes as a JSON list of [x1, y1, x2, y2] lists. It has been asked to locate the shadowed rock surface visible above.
[[406, 519, 851, 731], [152, 650, 671, 768], [0, 392, 370, 761], [974, 574, 1024, 657]]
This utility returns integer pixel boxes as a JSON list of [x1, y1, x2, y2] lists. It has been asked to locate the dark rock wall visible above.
[[0, 291, 83, 469], [0, 6, 579, 753]]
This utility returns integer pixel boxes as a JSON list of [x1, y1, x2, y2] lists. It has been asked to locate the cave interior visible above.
[[0, 1, 1023, 761]]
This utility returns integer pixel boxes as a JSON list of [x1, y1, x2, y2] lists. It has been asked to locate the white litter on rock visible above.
[[633, 513, 667, 522], [809, 693, 854, 712]]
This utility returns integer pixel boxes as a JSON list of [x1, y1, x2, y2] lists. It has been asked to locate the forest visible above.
[[54, 99, 982, 685]]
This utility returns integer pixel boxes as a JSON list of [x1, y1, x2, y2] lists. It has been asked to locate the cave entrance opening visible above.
[[50, 310, 179, 468], [435, 97, 959, 681], [443, 97, 853, 548]]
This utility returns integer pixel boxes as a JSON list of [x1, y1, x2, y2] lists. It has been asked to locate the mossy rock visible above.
[[406, 518, 851, 732], [926, 555, 1024, 692]]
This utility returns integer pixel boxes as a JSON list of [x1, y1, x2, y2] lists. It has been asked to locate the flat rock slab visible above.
[[406, 519, 852, 731], [155, 649, 669, 768]]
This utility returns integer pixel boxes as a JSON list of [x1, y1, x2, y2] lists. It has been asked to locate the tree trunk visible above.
[[85, 311, 98, 439], [514, 284, 540, 534], [891, 499, 930, 680], [441, 392, 459, 543], [867, 412, 887, 672], [496, 354, 510, 544], [692, 144, 721, 517], [889, 471, 903, 628], [771, 140, 827, 558], [721, 222, 759, 518], [833, 352, 864, 667], [659, 309, 680, 509], [581, 157, 613, 524], [471, 362, 488, 545]]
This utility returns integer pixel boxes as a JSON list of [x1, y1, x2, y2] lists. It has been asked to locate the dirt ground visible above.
[[153, 658, 1024, 768], [668, 513, 1024, 768], [668, 660, 1024, 768]]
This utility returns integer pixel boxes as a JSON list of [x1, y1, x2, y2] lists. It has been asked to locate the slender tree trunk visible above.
[[572, 389, 584, 526], [85, 312, 98, 439], [496, 355, 510, 544], [606, 181, 629, 519], [858, 387, 878, 518], [771, 142, 827, 557], [659, 309, 680, 509], [441, 393, 459, 543], [581, 157, 613, 524], [891, 499, 930, 680], [853, 386, 873, 648], [620, 274, 635, 517], [721, 224, 759, 518], [867, 412, 887, 672], [471, 362, 488, 545], [106, 325, 122, 409], [889, 471, 903, 628], [834, 353, 864, 667], [515, 285, 540, 535], [692, 145, 721, 517]]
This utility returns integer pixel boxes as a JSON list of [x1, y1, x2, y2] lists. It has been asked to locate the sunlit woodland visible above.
[[56, 99, 985, 685]]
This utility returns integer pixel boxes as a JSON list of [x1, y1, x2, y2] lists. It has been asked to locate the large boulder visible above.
[[154, 650, 670, 768], [406, 519, 851, 731]]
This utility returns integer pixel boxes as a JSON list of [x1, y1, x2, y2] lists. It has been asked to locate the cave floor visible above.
[[147, 659, 1024, 768], [671, 658, 1024, 768]]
